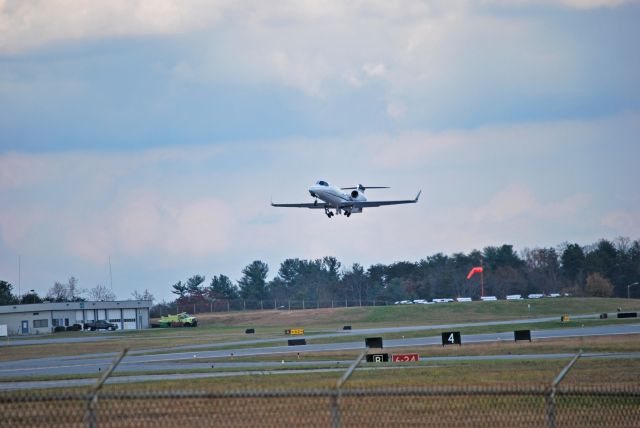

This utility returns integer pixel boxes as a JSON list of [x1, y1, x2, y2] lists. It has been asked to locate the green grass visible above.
[[360, 298, 640, 325], [1, 298, 638, 363], [127, 316, 639, 357]]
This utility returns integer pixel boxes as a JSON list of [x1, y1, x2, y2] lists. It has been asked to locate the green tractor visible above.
[[158, 312, 198, 328]]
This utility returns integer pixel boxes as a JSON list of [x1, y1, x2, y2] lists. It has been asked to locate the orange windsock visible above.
[[466, 266, 483, 280]]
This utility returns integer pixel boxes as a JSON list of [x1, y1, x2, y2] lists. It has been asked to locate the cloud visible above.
[[602, 211, 640, 236], [1, 111, 638, 299], [473, 184, 537, 222], [0, 0, 230, 54], [0, 147, 236, 267]]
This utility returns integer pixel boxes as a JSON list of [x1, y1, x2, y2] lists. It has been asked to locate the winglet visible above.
[[415, 190, 422, 202]]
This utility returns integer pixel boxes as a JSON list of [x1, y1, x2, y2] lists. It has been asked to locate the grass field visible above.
[[186, 297, 640, 328], [1, 297, 639, 363], [2, 299, 639, 426]]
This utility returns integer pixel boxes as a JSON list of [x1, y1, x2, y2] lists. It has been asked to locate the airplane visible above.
[[271, 180, 421, 218]]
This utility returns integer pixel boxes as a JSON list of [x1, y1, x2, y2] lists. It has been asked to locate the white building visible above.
[[0, 300, 152, 336]]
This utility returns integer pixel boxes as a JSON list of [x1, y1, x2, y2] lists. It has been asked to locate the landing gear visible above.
[[314, 199, 318, 206], [345, 211, 351, 218], [324, 207, 334, 218]]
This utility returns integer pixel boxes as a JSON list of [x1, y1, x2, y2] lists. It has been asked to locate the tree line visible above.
[[161, 237, 639, 311], [2, 237, 638, 309], [0, 276, 154, 306]]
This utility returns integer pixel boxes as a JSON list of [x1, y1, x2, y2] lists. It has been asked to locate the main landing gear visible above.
[[325, 207, 351, 218]]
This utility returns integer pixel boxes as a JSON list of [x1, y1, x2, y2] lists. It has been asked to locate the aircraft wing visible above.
[[345, 190, 422, 208], [271, 201, 327, 209]]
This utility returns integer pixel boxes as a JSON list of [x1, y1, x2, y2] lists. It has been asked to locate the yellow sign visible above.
[[285, 328, 305, 335], [561, 314, 570, 322]]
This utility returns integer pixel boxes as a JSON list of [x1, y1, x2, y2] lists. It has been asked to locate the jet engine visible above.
[[351, 190, 359, 198]]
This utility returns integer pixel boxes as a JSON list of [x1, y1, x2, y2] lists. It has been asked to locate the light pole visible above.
[[627, 282, 639, 299]]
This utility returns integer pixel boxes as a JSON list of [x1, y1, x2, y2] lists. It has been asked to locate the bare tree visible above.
[[46, 281, 68, 302], [67, 276, 82, 300], [132, 289, 155, 304], [88, 284, 116, 301]]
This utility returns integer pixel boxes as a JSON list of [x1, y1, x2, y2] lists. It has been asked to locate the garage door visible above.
[[75, 310, 84, 324], [108, 309, 121, 329], [97, 309, 106, 320], [85, 310, 95, 322], [123, 309, 137, 330]]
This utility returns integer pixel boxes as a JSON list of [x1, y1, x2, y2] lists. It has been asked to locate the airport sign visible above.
[[392, 353, 419, 362]]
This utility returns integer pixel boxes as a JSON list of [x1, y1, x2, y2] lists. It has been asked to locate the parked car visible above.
[[84, 320, 118, 331]]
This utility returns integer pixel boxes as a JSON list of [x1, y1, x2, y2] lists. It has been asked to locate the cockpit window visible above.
[[316, 180, 329, 186]]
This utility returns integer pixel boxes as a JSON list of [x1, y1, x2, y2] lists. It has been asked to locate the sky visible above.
[[1, 0, 639, 302]]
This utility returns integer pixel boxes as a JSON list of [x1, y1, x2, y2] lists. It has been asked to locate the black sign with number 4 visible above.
[[441, 331, 461, 346]]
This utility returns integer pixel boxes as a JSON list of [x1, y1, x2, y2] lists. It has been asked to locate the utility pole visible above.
[[109, 256, 113, 289], [18, 255, 21, 297]]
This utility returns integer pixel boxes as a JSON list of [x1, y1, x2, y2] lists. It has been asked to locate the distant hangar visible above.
[[0, 300, 152, 336]]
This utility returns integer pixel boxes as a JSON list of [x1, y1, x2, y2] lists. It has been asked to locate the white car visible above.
[[548, 293, 561, 298], [456, 297, 472, 302], [506, 294, 523, 300], [481, 296, 498, 301], [432, 298, 454, 303], [527, 294, 544, 299]]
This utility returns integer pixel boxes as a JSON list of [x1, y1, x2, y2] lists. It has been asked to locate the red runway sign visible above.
[[391, 353, 419, 362]]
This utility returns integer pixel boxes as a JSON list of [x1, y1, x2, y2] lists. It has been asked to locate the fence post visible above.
[[85, 348, 129, 428], [227, 300, 230, 312], [332, 350, 366, 428], [547, 350, 582, 428], [243, 300, 246, 311], [303, 299, 305, 310]]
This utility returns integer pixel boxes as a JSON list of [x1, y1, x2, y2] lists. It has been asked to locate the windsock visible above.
[[466, 266, 483, 280]]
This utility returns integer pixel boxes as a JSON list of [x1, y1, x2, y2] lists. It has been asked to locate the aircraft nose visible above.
[[309, 189, 317, 198]]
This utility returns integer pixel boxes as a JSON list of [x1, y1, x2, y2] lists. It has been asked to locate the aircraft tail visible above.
[[341, 184, 390, 193]]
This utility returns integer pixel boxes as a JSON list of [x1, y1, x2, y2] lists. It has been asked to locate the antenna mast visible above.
[[109, 256, 113, 289]]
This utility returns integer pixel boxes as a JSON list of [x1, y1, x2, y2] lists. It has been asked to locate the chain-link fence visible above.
[[1, 385, 639, 428], [153, 299, 396, 318]]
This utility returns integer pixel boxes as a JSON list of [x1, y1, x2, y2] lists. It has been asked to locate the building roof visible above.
[[0, 300, 152, 314]]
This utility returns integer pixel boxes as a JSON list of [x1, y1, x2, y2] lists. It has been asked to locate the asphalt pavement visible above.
[[0, 322, 638, 390]]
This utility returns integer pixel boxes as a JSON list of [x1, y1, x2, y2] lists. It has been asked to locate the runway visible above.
[[0, 322, 638, 390]]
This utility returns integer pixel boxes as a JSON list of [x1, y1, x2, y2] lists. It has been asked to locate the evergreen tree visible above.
[[208, 275, 238, 299], [238, 260, 269, 300], [0, 280, 18, 305]]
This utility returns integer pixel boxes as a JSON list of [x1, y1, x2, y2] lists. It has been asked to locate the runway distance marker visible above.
[[285, 328, 305, 335], [441, 331, 461, 346]]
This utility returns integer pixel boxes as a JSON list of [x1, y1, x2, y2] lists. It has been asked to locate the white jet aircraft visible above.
[[271, 180, 421, 218]]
